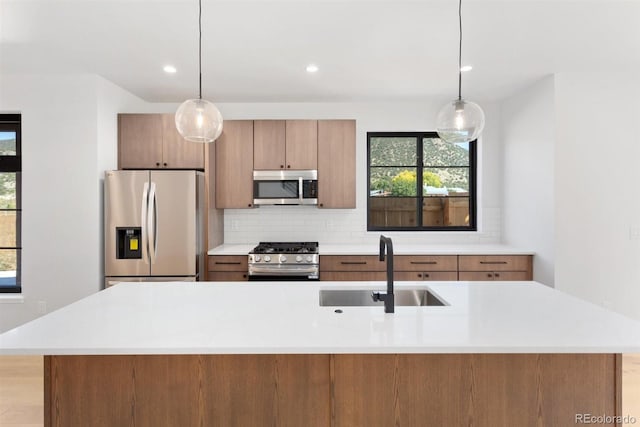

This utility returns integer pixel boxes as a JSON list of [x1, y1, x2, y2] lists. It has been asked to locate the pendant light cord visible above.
[[458, 0, 462, 101], [198, 0, 202, 100]]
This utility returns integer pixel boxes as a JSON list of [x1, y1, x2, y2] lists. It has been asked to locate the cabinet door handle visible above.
[[494, 273, 501, 278], [287, 165, 291, 168], [248, 204, 252, 207], [319, 203, 324, 207], [424, 273, 430, 278], [280, 165, 284, 169], [479, 261, 508, 265], [242, 274, 247, 279], [410, 261, 437, 265], [156, 162, 160, 167], [487, 273, 493, 278], [340, 261, 367, 265], [215, 262, 242, 265], [417, 273, 422, 278]]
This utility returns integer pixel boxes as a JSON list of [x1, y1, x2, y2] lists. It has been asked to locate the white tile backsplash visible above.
[[223, 206, 502, 246]]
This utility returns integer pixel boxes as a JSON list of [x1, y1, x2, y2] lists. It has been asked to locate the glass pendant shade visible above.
[[436, 98, 485, 144], [175, 98, 223, 143]]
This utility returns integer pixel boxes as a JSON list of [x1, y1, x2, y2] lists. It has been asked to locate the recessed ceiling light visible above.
[[460, 65, 473, 72], [306, 64, 319, 73], [163, 65, 177, 74]]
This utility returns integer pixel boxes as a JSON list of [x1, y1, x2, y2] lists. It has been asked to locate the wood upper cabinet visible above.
[[118, 114, 163, 169], [285, 120, 317, 170], [253, 120, 286, 169], [160, 114, 205, 169], [253, 120, 317, 170], [215, 120, 254, 209], [118, 114, 204, 169], [317, 120, 356, 208]]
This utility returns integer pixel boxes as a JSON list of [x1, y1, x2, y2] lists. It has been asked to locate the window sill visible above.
[[0, 294, 24, 304]]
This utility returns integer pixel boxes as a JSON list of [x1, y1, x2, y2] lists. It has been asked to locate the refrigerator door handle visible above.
[[148, 181, 158, 264], [141, 181, 150, 265]]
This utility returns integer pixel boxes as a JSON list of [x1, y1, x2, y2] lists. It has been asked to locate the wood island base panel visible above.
[[44, 353, 621, 427]]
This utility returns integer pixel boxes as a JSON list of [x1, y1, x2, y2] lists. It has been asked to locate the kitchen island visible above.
[[2, 281, 639, 426]]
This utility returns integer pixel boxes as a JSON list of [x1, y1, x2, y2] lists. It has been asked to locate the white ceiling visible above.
[[1, 0, 640, 103]]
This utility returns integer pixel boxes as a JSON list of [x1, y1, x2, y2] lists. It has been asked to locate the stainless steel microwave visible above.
[[253, 170, 318, 205]]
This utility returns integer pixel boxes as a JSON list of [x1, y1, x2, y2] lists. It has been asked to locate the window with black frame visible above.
[[0, 114, 21, 293], [367, 132, 476, 231]]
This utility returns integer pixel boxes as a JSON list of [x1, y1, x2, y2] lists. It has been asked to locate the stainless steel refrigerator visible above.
[[104, 170, 205, 287]]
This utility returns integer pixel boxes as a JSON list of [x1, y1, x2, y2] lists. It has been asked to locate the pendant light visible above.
[[435, 0, 485, 144], [175, 0, 223, 143]]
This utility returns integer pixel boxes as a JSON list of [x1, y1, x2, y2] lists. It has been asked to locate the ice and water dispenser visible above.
[[116, 227, 142, 259]]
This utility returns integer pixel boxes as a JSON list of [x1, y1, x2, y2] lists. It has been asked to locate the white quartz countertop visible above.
[[1, 281, 639, 355], [208, 243, 534, 256]]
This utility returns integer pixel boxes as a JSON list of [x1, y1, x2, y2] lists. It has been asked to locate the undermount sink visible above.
[[319, 289, 447, 307]]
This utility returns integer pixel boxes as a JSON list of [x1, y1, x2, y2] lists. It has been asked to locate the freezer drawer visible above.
[[105, 276, 196, 288]]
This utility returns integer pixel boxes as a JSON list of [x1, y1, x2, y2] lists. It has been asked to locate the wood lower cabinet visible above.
[[45, 353, 620, 427], [317, 120, 356, 208], [208, 255, 248, 281], [459, 255, 533, 281], [320, 254, 532, 281], [320, 255, 385, 281], [118, 114, 204, 169], [215, 120, 254, 209], [395, 255, 458, 281]]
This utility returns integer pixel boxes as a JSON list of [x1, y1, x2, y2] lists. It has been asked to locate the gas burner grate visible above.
[[251, 242, 319, 254]]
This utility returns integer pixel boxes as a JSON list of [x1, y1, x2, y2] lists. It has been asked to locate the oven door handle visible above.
[[249, 265, 319, 275]]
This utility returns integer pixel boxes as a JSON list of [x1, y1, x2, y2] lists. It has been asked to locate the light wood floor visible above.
[[1, 354, 639, 426]]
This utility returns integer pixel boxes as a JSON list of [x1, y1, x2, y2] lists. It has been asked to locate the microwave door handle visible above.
[[298, 177, 303, 202], [141, 182, 149, 264]]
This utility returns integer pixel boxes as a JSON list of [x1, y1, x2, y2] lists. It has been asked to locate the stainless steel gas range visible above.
[[248, 242, 319, 281]]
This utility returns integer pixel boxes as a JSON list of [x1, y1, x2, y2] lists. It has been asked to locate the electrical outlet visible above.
[[36, 300, 47, 314]]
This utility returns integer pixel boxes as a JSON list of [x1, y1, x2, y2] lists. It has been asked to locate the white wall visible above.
[[500, 76, 555, 286], [554, 72, 640, 320], [215, 101, 504, 246], [0, 74, 145, 332]]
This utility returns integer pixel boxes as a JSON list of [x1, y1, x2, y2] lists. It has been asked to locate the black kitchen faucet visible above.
[[372, 235, 394, 313]]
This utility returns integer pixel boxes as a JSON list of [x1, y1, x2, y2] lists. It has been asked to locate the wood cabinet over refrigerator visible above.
[[253, 120, 318, 170], [118, 114, 204, 170]]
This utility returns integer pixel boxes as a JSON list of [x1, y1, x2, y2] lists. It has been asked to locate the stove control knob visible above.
[[295, 255, 303, 263], [306, 255, 313, 262], [254, 255, 261, 262], [264, 255, 271, 263], [280, 255, 287, 263]]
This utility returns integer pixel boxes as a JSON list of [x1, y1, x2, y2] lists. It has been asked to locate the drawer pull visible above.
[[410, 261, 437, 265], [479, 261, 508, 265], [215, 262, 242, 265], [340, 261, 368, 265]]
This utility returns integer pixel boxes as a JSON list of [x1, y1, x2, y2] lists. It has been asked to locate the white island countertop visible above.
[[2, 281, 639, 355], [208, 243, 534, 256]]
